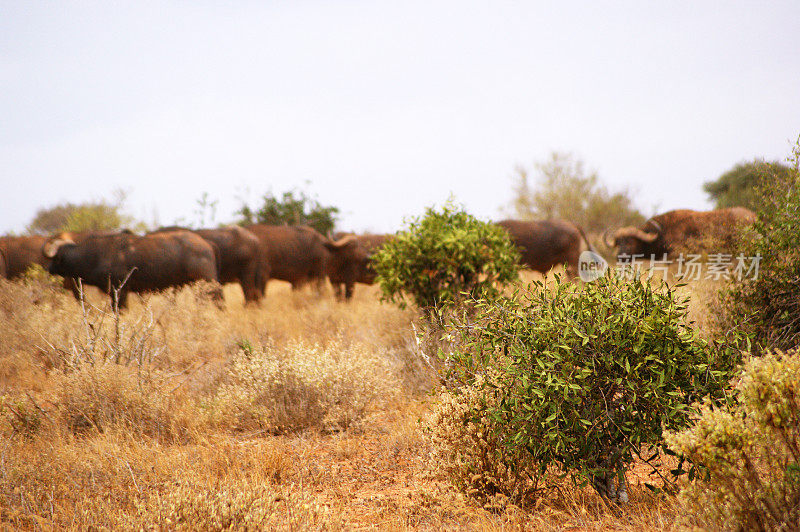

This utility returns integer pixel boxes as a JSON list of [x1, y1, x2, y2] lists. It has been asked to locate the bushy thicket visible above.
[[667, 350, 800, 531], [372, 203, 520, 314], [430, 274, 743, 503], [717, 139, 800, 350]]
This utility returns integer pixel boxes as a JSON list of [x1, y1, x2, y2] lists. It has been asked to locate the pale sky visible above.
[[3, 1, 799, 234]]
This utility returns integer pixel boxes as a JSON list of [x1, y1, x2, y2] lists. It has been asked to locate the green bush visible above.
[[441, 273, 743, 502], [666, 349, 800, 531], [717, 138, 800, 350], [372, 203, 520, 314], [236, 187, 339, 235]]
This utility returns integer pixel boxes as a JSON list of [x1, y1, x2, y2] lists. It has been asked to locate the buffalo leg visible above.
[[332, 283, 343, 300], [240, 266, 262, 304], [208, 285, 225, 309], [241, 280, 262, 305]]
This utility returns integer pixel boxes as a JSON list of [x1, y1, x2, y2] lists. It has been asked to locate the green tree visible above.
[[237, 187, 339, 235], [372, 202, 520, 314], [704, 160, 793, 210], [507, 152, 645, 234], [716, 140, 800, 349], [26, 190, 142, 235]]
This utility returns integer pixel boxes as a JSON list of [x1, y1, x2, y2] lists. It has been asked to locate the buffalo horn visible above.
[[613, 227, 658, 243], [602, 229, 616, 248], [327, 235, 358, 248], [42, 238, 75, 258]]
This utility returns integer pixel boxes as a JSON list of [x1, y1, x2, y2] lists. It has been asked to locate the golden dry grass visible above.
[[0, 270, 721, 530]]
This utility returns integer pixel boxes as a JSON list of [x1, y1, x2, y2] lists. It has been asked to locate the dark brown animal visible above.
[[0, 235, 49, 279], [246, 225, 331, 294], [496, 219, 595, 277], [606, 207, 757, 258], [43, 231, 222, 308], [0, 247, 7, 279], [155, 226, 268, 304], [50, 230, 134, 298], [327, 233, 390, 299]]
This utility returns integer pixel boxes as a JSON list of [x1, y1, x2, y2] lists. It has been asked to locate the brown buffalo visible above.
[[0, 247, 7, 279], [0, 235, 49, 279], [496, 219, 595, 278], [606, 207, 757, 258], [327, 233, 390, 299], [155, 226, 269, 304], [44, 230, 222, 309], [246, 225, 331, 294], [50, 230, 134, 298]]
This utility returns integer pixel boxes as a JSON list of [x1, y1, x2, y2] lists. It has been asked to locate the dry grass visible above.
[[0, 272, 719, 530]]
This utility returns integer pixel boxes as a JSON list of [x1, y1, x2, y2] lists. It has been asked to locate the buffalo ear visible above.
[[42, 238, 74, 258]]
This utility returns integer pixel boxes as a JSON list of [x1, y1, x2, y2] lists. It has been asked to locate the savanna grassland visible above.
[[0, 270, 722, 531]]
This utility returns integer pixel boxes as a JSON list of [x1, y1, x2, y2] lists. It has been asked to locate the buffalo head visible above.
[[604, 220, 663, 257], [42, 237, 78, 276], [325, 235, 375, 283]]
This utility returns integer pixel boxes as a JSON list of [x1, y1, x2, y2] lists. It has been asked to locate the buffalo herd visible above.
[[0, 207, 757, 306]]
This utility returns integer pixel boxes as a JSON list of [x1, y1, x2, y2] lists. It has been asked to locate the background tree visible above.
[[237, 187, 339, 235], [703, 160, 793, 210], [26, 190, 143, 235], [716, 140, 800, 350], [507, 152, 645, 234]]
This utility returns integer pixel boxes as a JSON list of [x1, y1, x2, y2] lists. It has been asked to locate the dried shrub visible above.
[[55, 363, 196, 442], [426, 369, 549, 509], [127, 481, 281, 530], [0, 393, 45, 437], [667, 349, 800, 531], [211, 339, 401, 434], [121, 480, 339, 531]]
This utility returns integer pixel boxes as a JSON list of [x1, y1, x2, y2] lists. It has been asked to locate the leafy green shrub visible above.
[[666, 349, 800, 531], [440, 274, 743, 502], [372, 203, 520, 314], [717, 138, 800, 350]]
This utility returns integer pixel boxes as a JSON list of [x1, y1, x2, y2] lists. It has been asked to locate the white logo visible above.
[[579, 250, 608, 282]]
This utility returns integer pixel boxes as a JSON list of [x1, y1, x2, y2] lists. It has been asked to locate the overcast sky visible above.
[[3, 1, 799, 234]]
